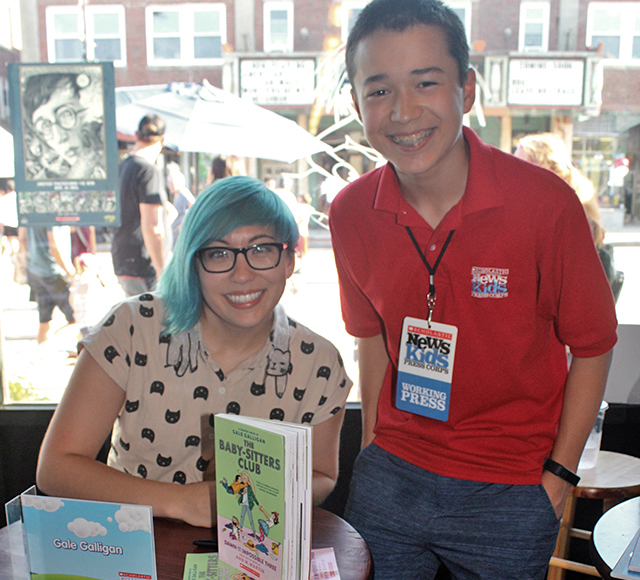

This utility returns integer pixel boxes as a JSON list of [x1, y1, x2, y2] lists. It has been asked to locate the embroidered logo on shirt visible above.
[[471, 267, 509, 298]]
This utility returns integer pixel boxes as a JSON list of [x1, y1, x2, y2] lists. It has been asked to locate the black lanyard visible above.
[[406, 227, 455, 326]]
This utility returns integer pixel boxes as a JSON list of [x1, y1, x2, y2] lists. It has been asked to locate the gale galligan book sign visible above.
[[7, 62, 120, 227], [214, 414, 312, 580]]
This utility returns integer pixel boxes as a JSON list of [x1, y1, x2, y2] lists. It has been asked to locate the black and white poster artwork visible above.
[[8, 62, 120, 227]]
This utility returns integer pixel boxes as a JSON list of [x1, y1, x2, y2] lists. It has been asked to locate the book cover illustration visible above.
[[20, 492, 156, 580], [183, 552, 243, 580], [215, 415, 288, 580]]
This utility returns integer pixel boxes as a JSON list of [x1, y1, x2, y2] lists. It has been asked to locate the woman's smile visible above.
[[225, 290, 265, 306]]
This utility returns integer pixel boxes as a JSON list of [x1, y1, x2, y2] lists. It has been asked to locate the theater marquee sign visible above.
[[483, 54, 602, 115], [508, 58, 585, 107]]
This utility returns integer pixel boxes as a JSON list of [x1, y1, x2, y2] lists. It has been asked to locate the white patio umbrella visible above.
[[115, 81, 332, 163], [0, 126, 15, 177]]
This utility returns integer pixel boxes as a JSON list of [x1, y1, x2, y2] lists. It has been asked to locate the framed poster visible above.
[[7, 62, 120, 227]]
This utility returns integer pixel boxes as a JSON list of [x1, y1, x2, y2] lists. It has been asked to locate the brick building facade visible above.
[[6, 0, 640, 215]]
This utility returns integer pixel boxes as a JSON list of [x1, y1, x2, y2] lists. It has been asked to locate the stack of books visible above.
[[214, 413, 313, 580]]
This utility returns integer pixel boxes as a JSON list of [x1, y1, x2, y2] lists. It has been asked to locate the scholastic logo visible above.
[[471, 266, 509, 298], [404, 328, 451, 372]]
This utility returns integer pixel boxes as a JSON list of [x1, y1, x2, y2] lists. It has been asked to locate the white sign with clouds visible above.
[[115, 505, 152, 533], [21, 495, 65, 512], [67, 517, 108, 538]]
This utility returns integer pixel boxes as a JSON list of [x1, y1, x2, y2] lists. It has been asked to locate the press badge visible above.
[[396, 316, 457, 421]]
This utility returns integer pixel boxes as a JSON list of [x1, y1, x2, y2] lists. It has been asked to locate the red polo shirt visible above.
[[329, 127, 617, 484]]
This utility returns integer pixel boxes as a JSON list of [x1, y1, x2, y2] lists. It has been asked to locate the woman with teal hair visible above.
[[37, 176, 351, 528]]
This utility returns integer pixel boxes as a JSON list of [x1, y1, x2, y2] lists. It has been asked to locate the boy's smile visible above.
[[350, 24, 475, 198]]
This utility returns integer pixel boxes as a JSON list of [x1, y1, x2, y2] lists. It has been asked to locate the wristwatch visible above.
[[543, 457, 581, 486]]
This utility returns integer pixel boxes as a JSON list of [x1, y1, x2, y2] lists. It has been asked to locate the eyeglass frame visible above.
[[33, 105, 87, 141], [196, 242, 289, 273]]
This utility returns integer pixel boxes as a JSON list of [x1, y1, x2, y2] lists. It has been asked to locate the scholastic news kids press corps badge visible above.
[[396, 317, 457, 422]]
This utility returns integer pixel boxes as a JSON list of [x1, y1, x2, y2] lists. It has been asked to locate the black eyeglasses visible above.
[[197, 243, 288, 273]]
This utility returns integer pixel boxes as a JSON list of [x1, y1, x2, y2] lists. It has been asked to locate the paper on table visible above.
[[183, 549, 341, 580], [310, 547, 341, 580], [629, 528, 640, 573], [612, 528, 640, 580]]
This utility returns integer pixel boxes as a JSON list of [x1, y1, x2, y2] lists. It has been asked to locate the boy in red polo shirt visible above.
[[329, 0, 617, 578]]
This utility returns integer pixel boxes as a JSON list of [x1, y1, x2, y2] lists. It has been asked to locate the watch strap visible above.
[[543, 457, 581, 486]]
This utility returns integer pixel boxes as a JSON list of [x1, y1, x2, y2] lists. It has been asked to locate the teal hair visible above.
[[158, 175, 300, 335]]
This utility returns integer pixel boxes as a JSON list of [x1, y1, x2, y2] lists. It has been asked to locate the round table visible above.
[[0, 507, 371, 580], [155, 507, 371, 580], [590, 496, 640, 579]]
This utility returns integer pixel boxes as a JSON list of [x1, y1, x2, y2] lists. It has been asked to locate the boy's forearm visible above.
[[550, 349, 613, 471], [541, 350, 613, 517]]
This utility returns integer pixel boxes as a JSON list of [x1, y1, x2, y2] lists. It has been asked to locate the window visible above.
[[587, 3, 640, 62], [0, 5, 12, 50], [519, 1, 550, 52], [146, 4, 226, 66], [444, 0, 472, 42], [264, 2, 293, 53], [341, 1, 369, 42], [46, 5, 126, 66], [340, 0, 471, 43], [0, 0, 20, 50]]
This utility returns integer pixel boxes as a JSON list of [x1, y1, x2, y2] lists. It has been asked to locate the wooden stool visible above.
[[548, 451, 640, 580]]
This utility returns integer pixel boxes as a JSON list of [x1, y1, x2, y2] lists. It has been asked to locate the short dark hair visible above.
[[137, 114, 165, 143], [345, 0, 469, 87], [210, 156, 230, 181], [23, 74, 83, 124]]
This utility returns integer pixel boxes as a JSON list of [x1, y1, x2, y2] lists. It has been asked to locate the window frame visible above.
[[444, 0, 472, 43], [45, 5, 127, 67], [340, 0, 369, 43], [587, 2, 640, 64], [145, 3, 227, 67], [339, 0, 472, 43], [518, 1, 550, 53], [263, 1, 294, 53]]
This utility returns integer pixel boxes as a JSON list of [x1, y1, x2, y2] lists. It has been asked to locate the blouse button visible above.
[[219, 387, 226, 394], [429, 244, 437, 251]]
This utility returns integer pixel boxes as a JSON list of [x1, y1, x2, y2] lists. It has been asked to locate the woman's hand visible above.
[[171, 481, 217, 528]]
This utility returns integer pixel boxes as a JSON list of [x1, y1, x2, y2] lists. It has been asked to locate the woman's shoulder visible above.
[[83, 292, 167, 341], [286, 316, 344, 361]]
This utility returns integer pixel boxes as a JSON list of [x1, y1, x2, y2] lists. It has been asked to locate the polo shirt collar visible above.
[[372, 126, 505, 228]]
